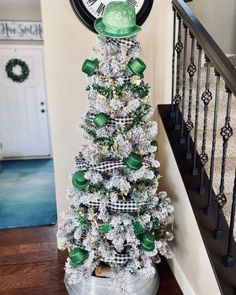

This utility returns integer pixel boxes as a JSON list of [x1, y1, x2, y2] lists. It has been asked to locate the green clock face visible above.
[[70, 0, 154, 33]]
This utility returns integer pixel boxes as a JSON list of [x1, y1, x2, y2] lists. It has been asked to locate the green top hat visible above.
[[124, 152, 143, 170], [69, 248, 89, 267], [140, 232, 155, 252], [94, 2, 141, 39], [72, 170, 90, 191], [82, 58, 99, 76], [128, 58, 146, 77]]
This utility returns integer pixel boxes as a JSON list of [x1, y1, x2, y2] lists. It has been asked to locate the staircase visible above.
[[188, 57, 236, 238], [164, 0, 236, 293]]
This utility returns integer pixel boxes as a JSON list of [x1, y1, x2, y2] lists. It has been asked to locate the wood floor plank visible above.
[[0, 225, 182, 294]]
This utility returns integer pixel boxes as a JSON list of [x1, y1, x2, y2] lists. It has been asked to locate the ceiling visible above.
[[0, 0, 40, 10]]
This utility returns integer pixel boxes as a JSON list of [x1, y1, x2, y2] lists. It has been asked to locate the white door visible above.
[[0, 46, 51, 158]]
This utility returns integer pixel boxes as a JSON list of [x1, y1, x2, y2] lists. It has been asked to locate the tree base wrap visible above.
[[64, 267, 160, 295]]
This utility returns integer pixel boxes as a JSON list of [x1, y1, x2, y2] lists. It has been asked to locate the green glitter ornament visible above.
[[75, 215, 87, 230], [99, 222, 112, 234], [152, 218, 159, 230], [93, 113, 109, 128]]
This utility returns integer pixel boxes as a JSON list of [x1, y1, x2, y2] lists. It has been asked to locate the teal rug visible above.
[[0, 159, 57, 229]]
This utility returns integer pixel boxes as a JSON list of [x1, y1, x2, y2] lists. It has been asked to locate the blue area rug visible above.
[[0, 159, 57, 229]]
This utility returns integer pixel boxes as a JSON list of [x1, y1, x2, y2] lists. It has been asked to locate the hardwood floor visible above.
[[0, 226, 182, 295]]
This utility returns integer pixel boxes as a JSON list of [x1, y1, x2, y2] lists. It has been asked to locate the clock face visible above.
[[81, 0, 145, 18], [70, 0, 154, 33]]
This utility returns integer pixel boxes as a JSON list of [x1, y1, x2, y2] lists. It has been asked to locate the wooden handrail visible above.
[[172, 0, 236, 97]]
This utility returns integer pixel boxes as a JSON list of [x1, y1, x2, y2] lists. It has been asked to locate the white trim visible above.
[[168, 258, 196, 295]]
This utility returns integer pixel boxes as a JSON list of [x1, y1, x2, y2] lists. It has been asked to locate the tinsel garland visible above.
[[87, 82, 150, 99], [84, 104, 151, 146], [86, 178, 156, 197]]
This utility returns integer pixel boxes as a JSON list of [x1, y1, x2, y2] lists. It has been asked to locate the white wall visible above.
[[40, 0, 173, 217], [189, 0, 236, 54]]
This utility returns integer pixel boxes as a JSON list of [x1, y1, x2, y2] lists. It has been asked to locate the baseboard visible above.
[[168, 258, 195, 295], [1, 156, 53, 160]]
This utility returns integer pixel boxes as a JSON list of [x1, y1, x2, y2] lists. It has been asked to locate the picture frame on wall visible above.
[[0, 21, 43, 41]]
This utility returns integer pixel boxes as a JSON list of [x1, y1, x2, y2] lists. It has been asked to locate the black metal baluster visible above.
[[205, 70, 221, 216], [180, 24, 188, 144], [192, 45, 203, 175], [170, 8, 177, 118], [186, 33, 197, 159], [224, 169, 236, 267], [173, 15, 183, 129], [199, 56, 213, 194], [214, 87, 233, 239]]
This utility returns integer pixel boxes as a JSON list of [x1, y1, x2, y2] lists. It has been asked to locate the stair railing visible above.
[[171, 0, 236, 268]]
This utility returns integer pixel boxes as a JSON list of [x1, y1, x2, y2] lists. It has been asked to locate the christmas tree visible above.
[[58, 1, 174, 292]]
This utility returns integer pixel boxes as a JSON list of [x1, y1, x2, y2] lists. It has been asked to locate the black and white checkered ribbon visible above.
[[87, 200, 147, 212], [76, 159, 125, 172], [88, 113, 133, 127], [105, 37, 137, 48], [104, 253, 132, 265]]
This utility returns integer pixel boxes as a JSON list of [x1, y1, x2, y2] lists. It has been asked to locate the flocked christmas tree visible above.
[[58, 1, 174, 292]]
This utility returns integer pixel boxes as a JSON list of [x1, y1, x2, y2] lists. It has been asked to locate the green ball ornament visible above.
[[72, 170, 90, 191], [82, 58, 99, 76], [124, 153, 143, 170], [152, 218, 159, 230], [133, 221, 145, 236], [140, 232, 155, 252], [75, 215, 87, 230], [99, 222, 111, 234], [93, 113, 109, 128], [69, 248, 89, 267]]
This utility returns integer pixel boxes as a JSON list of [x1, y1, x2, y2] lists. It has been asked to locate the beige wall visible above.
[[0, 4, 42, 45], [189, 0, 236, 54], [40, 0, 173, 217]]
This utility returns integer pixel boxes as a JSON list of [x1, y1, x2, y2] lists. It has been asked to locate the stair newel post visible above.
[[214, 86, 233, 239], [170, 7, 177, 118], [180, 23, 188, 144], [186, 33, 196, 159], [199, 55, 213, 194], [173, 14, 183, 129], [205, 70, 221, 216], [224, 169, 236, 267], [192, 44, 203, 176]]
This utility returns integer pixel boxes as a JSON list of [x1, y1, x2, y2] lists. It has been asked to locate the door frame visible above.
[[0, 44, 53, 160]]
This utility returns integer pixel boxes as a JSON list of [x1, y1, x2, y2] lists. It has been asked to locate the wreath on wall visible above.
[[5, 58, 30, 83]]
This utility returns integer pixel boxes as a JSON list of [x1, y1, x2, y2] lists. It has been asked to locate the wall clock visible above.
[[69, 0, 154, 33]]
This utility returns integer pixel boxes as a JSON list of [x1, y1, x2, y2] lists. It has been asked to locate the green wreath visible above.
[[5, 58, 30, 83]]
